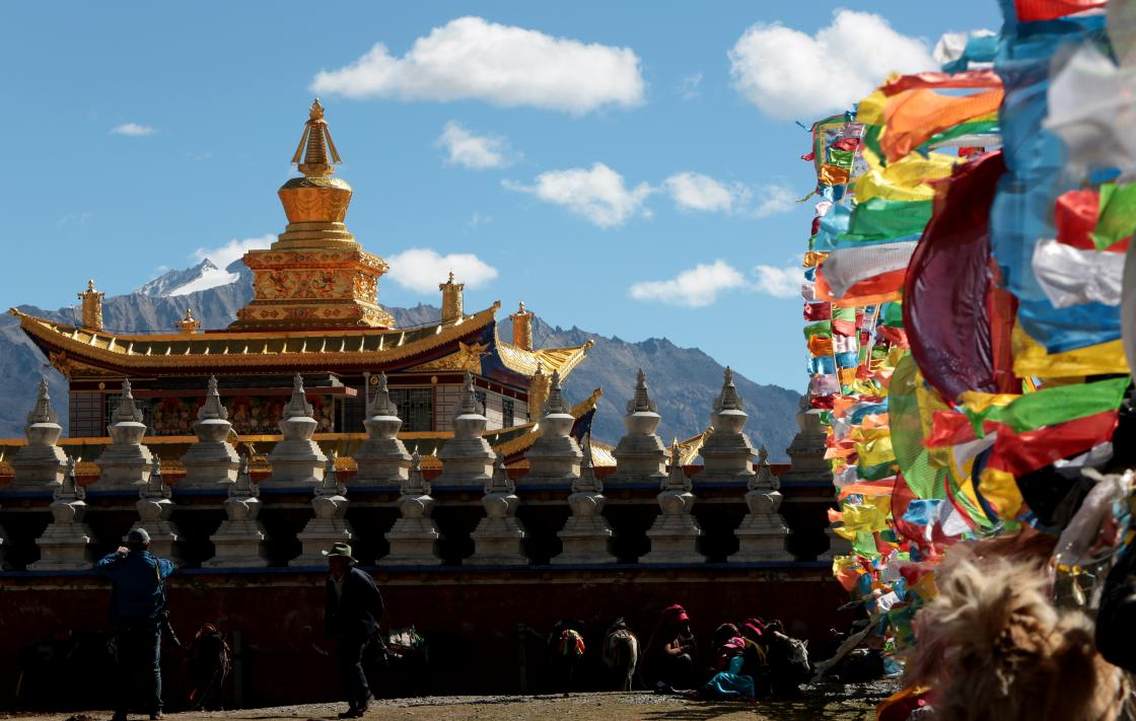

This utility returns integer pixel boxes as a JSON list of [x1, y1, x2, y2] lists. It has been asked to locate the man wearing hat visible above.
[[323, 542, 384, 719], [96, 528, 176, 721]]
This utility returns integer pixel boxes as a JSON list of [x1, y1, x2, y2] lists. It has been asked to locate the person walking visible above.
[[96, 528, 176, 721], [323, 542, 384, 719]]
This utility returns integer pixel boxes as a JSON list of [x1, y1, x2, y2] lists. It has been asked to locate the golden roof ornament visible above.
[[292, 99, 342, 177], [178, 307, 201, 334], [440, 271, 465, 324], [78, 280, 104, 331], [510, 301, 534, 351], [231, 99, 394, 330]]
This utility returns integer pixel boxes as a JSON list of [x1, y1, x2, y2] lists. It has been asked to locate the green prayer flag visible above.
[[849, 197, 933, 238], [1092, 182, 1136, 250], [967, 377, 1129, 434], [879, 302, 904, 328], [803, 320, 832, 339]]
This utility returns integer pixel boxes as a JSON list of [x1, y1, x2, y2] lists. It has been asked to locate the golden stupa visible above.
[[231, 99, 395, 330]]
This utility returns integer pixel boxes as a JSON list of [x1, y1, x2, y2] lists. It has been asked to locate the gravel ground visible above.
[[0, 682, 895, 721]]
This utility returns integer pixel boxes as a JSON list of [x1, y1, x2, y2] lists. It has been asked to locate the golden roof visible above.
[[496, 337, 594, 378], [674, 428, 711, 466], [494, 387, 604, 463], [408, 335, 593, 380], [11, 304, 501, 372]]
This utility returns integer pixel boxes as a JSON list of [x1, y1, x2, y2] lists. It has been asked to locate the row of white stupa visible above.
[[2, 368, 793, 570]]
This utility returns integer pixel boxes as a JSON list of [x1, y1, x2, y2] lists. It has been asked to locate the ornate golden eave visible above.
[[405, 335, 593, 382], [11, 303, 501, 373], [493, 387, 605, 463]]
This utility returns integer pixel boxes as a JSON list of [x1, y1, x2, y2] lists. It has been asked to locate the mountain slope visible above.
[[0, 270, 800, 458]]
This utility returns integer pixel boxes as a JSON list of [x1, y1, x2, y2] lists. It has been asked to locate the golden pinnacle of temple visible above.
[[291, 98, 341, 177]]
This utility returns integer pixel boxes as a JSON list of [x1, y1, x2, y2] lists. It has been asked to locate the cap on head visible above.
[[321, 542, 355, 562], [662, 603, 690, 624], [125, 528, 151, 547]]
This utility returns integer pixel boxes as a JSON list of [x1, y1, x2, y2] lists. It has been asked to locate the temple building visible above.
[[10, 101, 593, 449]]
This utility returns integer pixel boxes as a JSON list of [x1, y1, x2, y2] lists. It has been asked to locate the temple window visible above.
[[390, 388, 433, 432], [502, 398, 515, 428], [69, 391, 105, 437]]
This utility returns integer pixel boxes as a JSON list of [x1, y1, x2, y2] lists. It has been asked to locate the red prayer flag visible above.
[[903, 152, 1018, 403], [881, 71, 1002, 96], [1014, 0, 1106, 22]]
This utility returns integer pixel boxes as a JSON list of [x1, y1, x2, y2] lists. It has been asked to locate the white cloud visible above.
[[753, 184, 799, 218], [111, 122, 156, 136], [437, 121, 509, 169], [664, 172, 749, 213], [504, 163, 653, 228], [311, 16, 644, 114], [678, 72, 703, 100], [629, 260, 746, 308], [193, 234, 275, 270], [387, 248, 498, 294], [752, 264, 801, 298], [467, 211, 492, 228], [729, 10, 935, 120]]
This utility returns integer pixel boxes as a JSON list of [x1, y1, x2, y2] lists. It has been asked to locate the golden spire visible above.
[[291, 99, 341, 177], [440, 272, 465, 324], [178, 307, 201, 334], [510, 301, 534, 351], [78, 279, 104, 331]]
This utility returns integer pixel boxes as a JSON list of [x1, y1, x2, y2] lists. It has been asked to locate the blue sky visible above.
[[0, 1, 1000, 391]]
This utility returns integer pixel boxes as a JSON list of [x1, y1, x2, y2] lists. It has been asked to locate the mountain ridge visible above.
[[0, 268, 800, 459]]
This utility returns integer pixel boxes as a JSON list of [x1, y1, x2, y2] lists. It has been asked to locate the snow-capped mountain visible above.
[[137, 258, 243, 297], [0, 261, 801, 457]]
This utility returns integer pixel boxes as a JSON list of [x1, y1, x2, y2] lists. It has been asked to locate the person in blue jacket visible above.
[[96, 528, 176, 721], [323, 542, 384, 719]]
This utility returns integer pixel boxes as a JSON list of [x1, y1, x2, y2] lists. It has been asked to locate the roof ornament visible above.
[[141, 456, 171, 500], [439, 272, 465, 324], [457, 371, 483, 416], [664, 439, 692, 492], [714, 367, 744, 413], [78, 279, 105, 331], [28, 377, 58, 426], [178, 307, 201, 334], [573, 432, 603, 494], [57, 454, 85, 502], [282, 374, 315, 419], [317, 451, 345, 496], [627, 368, 658, 414], [230, 456, 257, 498], [544, 369, 568, 416], [197, 375, 229, 422], [111, 379, 144, 424], [366, 371, 399, 417], [750, 445, 777, 491], [291, 98, 341, 177], [485, 455, 515, 495], [405, 449, 430, 496]]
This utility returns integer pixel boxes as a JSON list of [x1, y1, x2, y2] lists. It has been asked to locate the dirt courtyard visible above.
[[0, 684, 893, 721]]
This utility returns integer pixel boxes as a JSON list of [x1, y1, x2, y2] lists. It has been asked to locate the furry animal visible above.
[[547, 620, 587, 692], [186, 623, 232, 710], [602, 618, 639, 691], [905, 551, 1130, 721], [762, 629, 811, 696]]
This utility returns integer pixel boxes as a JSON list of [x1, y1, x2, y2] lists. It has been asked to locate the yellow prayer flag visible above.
[[1011, 324, 1128, 378]]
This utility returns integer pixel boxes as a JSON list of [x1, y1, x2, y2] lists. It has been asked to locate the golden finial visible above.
[[291, 98, 341, 177], [178, 307, 201, 334], [78, 279, 105, 331]]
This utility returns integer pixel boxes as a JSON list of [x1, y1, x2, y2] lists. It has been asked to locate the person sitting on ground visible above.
[[323, 543, 384, 720], [692, 623, 756, 701], [96, 528, 176, 721], [648, 604, 698, 692]]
